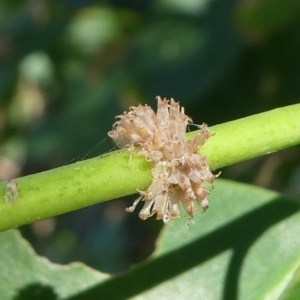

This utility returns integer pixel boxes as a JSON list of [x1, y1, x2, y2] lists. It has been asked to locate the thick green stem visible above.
[[1, 104, 300, 232], [189, 103, 300, 169]]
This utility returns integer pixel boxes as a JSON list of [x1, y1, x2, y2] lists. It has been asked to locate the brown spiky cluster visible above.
[[108, 96, 216, 223]]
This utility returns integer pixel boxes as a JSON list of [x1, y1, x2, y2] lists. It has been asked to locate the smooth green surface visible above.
[[147, 180, 300, 300], [0, 104, 300, 231], [0, 230, 108, 300], [279, 265, 300, 300], [192, 103, 300, 169], [2, 179, 300, 299], [0, 153, 151, 232]]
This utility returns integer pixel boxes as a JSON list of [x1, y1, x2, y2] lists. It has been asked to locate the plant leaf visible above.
[[69, 179, 300, 299], [145, 179, 300, 300], [279, 264, 300, 300], [0, 230, 108, 300]]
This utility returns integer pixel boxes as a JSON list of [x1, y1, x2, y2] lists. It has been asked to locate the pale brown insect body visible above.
[[108, 97, 216, 223]]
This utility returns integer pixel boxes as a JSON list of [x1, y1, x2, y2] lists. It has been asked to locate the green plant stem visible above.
[[1, 104, 300, 232]]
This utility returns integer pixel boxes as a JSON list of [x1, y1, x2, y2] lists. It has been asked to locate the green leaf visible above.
[[0, 230, 108, 300], [2, 179, 300, 299], [68, 179, 300, 299], [279, 265, 300, 300], [147, 179, 300, 300]]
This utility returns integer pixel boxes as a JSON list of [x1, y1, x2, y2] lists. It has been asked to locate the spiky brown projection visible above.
[[108, 96, 216, 223]]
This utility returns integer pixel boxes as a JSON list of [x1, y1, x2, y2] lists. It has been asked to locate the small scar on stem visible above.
[[4, 179, 18, 205]]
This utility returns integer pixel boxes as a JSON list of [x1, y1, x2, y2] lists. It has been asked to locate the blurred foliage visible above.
[[0, 0, 300, 275]]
